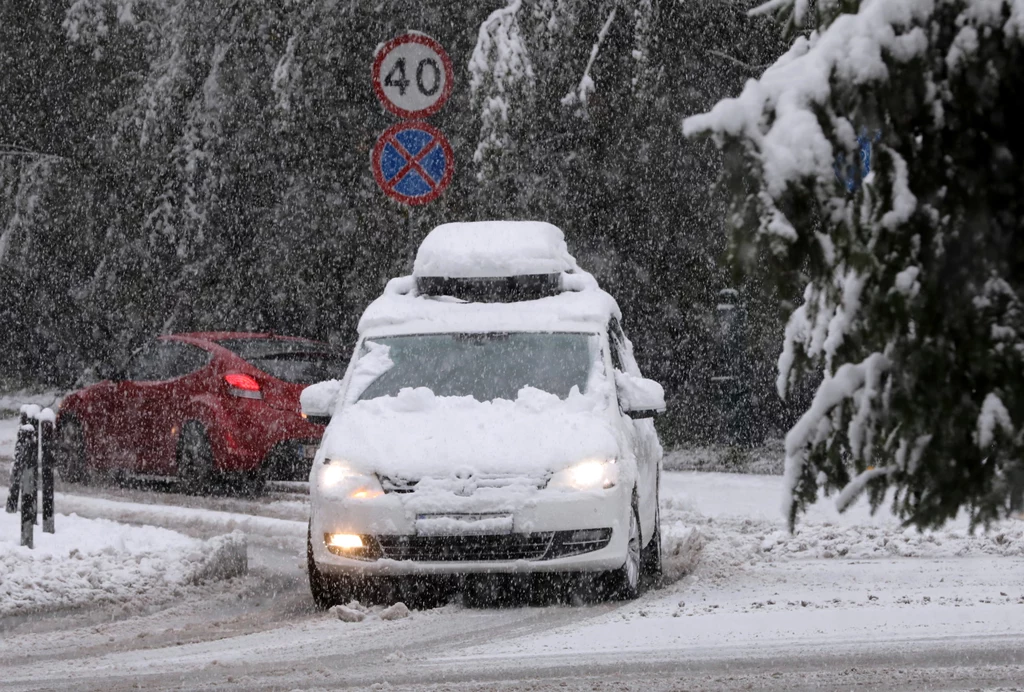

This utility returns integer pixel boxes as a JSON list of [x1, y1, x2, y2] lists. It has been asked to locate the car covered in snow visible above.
[[302, 221, 665, 606]]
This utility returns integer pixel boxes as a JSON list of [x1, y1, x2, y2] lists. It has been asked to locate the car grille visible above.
[[379, 473, 548, 495], [376, 533, 555, 561], [359, 528, 613, 562]]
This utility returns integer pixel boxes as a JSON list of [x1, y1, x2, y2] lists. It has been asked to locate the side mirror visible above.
[[614, 371, 666, 420], [300, 379, 343, 426]]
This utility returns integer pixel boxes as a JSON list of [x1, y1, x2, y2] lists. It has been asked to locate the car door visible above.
[[91, 344, 163, 472], [133, 341, 211, 475], [608, 318, 660, 540]]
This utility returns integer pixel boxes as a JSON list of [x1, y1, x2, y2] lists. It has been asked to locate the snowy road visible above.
[[2, 429, 1023, 690]]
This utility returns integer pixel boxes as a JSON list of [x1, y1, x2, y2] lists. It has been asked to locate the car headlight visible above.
[[319, 460, 384, 500], [548, 459, 618, 491]]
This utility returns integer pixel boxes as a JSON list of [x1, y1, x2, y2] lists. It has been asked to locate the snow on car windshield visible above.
[[356, 332, 596, 403], [217, 338, 345, 385]]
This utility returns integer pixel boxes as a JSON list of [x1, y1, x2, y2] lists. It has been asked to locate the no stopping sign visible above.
[[372, 33, 454, 118], [371, 120, 454, 205]]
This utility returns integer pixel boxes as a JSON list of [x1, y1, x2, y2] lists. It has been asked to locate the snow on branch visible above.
[[561, 7, 617, 115], [683, 1, 932, 207], [468, 0, 534, 180], [977, 393, 1014, 449], [783, 352, 891, 521], [469, 0, 532, 98], [834, 464, 896, 513]]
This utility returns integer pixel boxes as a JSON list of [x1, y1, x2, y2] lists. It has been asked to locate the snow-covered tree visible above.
[[685, 0, 1024, 528]]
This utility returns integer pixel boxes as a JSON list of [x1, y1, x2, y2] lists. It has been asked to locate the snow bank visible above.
[[661, 521, 703, 582], [660, 471, 1024, 591], [413, 221, 574, 278], [0, 487, 305, 543], [759, 520, 1024, 560], [0, 511, 246, 617]]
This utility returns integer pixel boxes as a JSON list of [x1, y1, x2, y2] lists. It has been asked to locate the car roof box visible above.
[[412, 221, 575, 302], [414, 221, 575, 278]]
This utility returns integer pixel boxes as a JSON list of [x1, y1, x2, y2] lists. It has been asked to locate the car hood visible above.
[[319, 386, 619, 479]]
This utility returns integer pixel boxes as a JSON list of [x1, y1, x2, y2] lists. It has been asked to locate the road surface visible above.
[[1, 431, 1022, 691]]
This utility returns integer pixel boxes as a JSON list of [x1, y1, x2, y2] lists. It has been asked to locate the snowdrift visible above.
[[0, 511, 246, 617]]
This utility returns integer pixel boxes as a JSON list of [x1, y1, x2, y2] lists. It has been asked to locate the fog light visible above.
[[326, 533, 363, 550]]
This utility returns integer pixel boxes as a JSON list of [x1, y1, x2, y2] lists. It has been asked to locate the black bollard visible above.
[[5, 413, 31, 514], [40, 417, 55, 534], [20, 421, 38, 548]]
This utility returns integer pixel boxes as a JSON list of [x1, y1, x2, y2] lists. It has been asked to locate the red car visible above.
[[56, 332, 341, 492]]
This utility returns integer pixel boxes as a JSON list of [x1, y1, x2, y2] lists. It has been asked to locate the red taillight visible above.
[[224, 373, 262, 399]]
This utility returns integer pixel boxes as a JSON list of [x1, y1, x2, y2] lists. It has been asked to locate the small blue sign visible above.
[[371, 120, 453, 206], [834, 130, 881, 192]]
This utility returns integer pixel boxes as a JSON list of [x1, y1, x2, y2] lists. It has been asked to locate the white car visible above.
[[302, 221, 665, 607]]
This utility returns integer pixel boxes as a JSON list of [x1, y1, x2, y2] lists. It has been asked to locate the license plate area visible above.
[[414, 513, 514, 536]]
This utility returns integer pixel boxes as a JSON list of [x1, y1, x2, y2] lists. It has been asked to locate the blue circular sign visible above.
[[371, 120, 454, 205]]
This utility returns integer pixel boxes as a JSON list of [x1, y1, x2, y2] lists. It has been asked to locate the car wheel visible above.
[[641, 482, 663, 582], [602, 499, 642, 601], [307, 524, 357, 610], [177, 423, 214, 495], [56, 416, 90, 484], [240, 470, 267, 497]]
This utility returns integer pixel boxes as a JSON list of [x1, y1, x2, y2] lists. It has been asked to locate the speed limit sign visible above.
[[372, 33, 454, 118]]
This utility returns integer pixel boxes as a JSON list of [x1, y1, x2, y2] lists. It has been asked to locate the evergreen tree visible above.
[[1, 0, 790, 449], [686, 0, 1024, 528]]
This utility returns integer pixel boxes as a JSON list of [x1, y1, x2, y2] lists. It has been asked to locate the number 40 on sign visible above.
[[372, 33, 454, 119]]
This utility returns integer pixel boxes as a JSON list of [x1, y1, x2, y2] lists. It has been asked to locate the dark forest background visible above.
[[0, 0, 803, 447]]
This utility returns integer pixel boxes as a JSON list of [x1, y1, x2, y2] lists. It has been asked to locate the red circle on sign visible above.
[[372, 33, 454, 119], [371, 120, 454, 206]]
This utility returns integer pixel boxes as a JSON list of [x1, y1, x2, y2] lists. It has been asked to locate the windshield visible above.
[[355, 332, 597, 403], [216, 338, 346, 385]]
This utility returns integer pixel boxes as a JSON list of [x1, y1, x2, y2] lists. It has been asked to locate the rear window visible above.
[[217, 338, 345, 385]]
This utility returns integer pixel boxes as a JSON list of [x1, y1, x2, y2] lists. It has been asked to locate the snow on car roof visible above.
[[361, 220, 621, 336], [360, 273, 620, 336], [413, 221, 575, 278], [359, 274, 621, 336]]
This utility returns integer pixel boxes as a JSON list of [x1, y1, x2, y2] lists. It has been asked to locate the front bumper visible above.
[[310, 484, 631, 576]]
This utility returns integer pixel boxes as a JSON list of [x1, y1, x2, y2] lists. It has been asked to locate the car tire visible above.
[[56, 416, 90, 484], [601, 498, 642, 601], [307, 525, 357, 610], [177, 423, 214, 495], [641, 480, 663, 583]]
